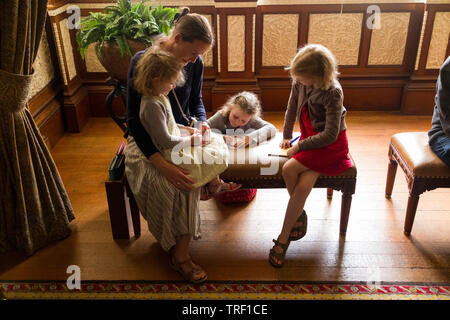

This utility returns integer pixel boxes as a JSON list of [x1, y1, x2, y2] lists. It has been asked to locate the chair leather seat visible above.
[[391, 132, 450, 178], [222, 132, 357, 182]]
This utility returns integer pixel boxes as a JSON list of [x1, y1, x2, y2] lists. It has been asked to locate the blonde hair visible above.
[[173, 7, 215, 46], [134, 47, 185, 97], [286, 44, 339, 90], [220, 91, 262, 119]]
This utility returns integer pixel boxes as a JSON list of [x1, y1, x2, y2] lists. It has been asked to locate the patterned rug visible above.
[[1, 280, 449, 300]]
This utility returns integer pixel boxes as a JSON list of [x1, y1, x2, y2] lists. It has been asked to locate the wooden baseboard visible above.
[[82, 74, 438, 115], [401, 76, 436, 115], [37, 101, 65, 149], [63, 86, 91, 132], [28, 80, 65, 149], [211, 77, 261, 112], [87, 83, 127, 117]]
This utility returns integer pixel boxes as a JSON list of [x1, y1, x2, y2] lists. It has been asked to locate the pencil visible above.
[[290, 136, 300, 144], [268, 154, 288, 158]]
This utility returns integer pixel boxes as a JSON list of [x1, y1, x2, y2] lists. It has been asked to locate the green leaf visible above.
[[115, 35, 132, 57], [76, 1, 179, 57]]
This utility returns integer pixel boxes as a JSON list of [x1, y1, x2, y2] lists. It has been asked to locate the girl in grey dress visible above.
[[208, 91, 277, 147]]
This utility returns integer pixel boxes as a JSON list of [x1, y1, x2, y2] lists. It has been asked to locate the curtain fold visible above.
[[0, 0, 75, 256]]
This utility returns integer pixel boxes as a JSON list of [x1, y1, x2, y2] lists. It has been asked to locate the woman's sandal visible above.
[[169, 257, 208, 284], [208, 179, 242, 196], [268, 238, 291, 268], [288, 210, 308, 241]]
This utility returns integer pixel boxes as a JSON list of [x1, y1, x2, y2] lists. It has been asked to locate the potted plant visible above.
[[76, 0, 178, 83]]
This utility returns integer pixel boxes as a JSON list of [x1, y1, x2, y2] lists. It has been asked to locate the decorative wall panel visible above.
[[59, 18, 77, 81], [52, 22, 68, 85], [368, 12, 411, 65], [227, 15, 246, 72], [308, 13, 363, 66], [426, 11, 450, 69], [201, 14, 214, 67], [29, 31, 56, 100], [262, 14, 298, 67]]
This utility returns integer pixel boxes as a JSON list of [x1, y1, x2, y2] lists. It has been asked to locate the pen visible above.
[[290, 136, 300, 144], [268, 154, 288, 158]]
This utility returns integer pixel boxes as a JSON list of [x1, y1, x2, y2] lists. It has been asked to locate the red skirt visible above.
[[293, 105, 352, 176]]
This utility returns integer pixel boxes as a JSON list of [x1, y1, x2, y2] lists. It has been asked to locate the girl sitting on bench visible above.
[[269, 44, 352, 268]]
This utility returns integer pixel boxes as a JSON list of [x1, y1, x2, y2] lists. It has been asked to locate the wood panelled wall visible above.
[[30, 1, 450, 140]]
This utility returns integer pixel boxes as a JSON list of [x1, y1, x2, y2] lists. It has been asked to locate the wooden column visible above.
[[48, 1, 91, 132], [401, 2, 450, 115], [212, 0, 260, 111]]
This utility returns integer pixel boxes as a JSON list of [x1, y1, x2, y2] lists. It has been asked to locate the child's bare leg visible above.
[[282, 158, 311, 196], [279, 169, 319, 241], [271, 169, 319, 265]]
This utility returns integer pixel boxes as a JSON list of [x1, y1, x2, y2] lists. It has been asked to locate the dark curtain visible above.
[[0, 0, 75, 256]]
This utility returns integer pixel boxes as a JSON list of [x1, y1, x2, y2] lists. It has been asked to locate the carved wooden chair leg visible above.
[[125, 178, 141, 238], [385, 158, 398, 199], [327, 188, 333, 199], [404, 193, 420, 236], [339, 191, 353, 235], [129, 196, 140, 238]]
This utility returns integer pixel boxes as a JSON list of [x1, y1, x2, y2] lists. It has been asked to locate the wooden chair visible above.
[[385, 132, 450, 235]]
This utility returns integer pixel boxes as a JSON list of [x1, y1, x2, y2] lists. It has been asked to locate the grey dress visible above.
[[125, 95, 203, 252], [207, 111, 277, 145]]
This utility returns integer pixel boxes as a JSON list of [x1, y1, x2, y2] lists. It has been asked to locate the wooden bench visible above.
[[105, 133, 357, 239], [385, 132, 450, 235], [105, 174, 141, 239]]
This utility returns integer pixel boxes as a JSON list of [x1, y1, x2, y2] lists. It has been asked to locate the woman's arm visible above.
[[189, 57, 207, 122], [148, 153, 194, 190]]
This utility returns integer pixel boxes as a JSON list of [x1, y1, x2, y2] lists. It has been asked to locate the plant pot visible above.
[[96, 40, 149, 84]]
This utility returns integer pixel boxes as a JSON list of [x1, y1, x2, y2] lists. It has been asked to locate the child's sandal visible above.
[[288, 210, 308, 241], [208, 179, 242, 196], [268, 238, 291, 268]]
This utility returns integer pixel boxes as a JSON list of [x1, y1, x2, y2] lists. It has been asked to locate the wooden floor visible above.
[[1, 111, 449, 283]]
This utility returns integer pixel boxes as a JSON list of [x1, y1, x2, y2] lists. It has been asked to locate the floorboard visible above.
[[0, 111, 449, 283]]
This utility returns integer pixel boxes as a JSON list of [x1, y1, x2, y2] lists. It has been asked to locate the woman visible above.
[[125, 8, 213, 283], [428, 56, 450, 167]]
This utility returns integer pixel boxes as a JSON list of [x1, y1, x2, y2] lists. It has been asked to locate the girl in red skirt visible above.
[[269, 44, 352, 268]]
